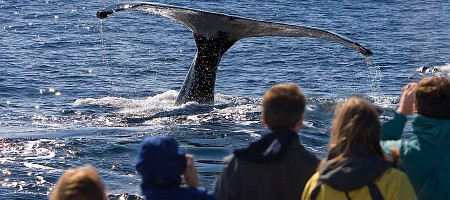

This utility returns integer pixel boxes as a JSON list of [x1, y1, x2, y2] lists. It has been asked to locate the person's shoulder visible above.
[[222, 154, 237, 164], [291, 142, 320, 163], [308, 171, 320, 182], [302, 172, 321, 198], [303, 172, 320, 188], [377, 167, 410, 184], [221, 154, 247, 171], [195, 186, 218, 200], [376, 168, 418, 200], [384, 167, 406, 176], [182, 186, 217, 200]]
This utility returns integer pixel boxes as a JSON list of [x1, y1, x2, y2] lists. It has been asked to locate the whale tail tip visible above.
[[360, 46, 373, 57], [361, 48, 373, 57], [96, 10, 112, 19]]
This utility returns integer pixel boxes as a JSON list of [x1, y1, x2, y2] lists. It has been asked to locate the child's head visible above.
[[136, 136, 187, 189], [330, 97, 384, 159], [50, 165, 107, 200], [415, 76, 450, 119], [262, 83, 306, 130]]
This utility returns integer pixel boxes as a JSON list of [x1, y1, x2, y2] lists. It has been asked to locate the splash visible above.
[[365, 57, 382, 96], [416, 63, 450, 77], [98, 19, 108, 66], [0, 139, 58, 162], [74, 90, 179, 116]]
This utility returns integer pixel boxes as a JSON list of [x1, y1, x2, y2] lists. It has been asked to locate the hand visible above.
[[182, 154, 200, 187], [397, 82, 417, 116], [389, 147, 400, 165]]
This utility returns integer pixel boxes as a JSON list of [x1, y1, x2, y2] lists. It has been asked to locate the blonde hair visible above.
[[416, 76, 450, 119], [50, 165, 107, 200], [327, 97, 384, 162], [262, 83, 306, 130]]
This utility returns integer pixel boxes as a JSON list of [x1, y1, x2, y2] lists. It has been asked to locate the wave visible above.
[[0, 89, 402, 136], [74, 90, 179, 115]]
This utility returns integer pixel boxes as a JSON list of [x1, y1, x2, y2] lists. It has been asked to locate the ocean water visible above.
[[1, 0, 449, 199]]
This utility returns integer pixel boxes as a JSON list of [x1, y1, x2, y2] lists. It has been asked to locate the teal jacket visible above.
[[381, 112, 450, 200]]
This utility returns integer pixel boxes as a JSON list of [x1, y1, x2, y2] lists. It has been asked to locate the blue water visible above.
[[1, 0, 449, 199]]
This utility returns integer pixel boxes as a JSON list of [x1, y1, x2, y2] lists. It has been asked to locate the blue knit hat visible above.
[[136, 136, 187, 188]]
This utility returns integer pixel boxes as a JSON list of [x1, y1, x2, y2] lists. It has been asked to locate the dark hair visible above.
[[416, 76, 450, 119], [262, 83, 306, 130]]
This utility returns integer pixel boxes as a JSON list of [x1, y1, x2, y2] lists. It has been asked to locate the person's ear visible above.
[[262, 115, 267, 126], [295, 115, 303, 129]]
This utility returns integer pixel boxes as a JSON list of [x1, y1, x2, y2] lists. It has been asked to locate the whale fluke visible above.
[[97, 2, 373, 105]]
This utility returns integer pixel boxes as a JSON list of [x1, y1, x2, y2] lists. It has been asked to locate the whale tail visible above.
[[97, 3, 372, 56], [97, 3, 373, 105]]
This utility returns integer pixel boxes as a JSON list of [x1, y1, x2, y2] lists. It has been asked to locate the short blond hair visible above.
[[50, 165, 107, 200], [262, 83, 306, 130]]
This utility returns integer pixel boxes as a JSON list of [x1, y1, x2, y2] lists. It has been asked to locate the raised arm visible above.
[[381, 83, 417, 140]]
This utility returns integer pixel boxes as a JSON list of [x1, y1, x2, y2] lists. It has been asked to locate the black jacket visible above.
[[214, 129, 319, 200]]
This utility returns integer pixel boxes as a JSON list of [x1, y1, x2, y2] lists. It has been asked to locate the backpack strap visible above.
[[345, 191, 352, 200], [367, 182, 384, 200]]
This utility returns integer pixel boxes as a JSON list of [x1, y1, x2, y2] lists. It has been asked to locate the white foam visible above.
[[72, 91, 264, 125], [23, 162, 55, 170], [437, 63, 450, 76], [417, 63, 450, 77], [73, 90, 180, 115], [367, 95, 399, 110]]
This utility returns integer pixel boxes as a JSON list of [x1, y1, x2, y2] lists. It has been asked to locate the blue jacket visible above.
[[381, 112, 450, 200], [136, 136, 216, 200]]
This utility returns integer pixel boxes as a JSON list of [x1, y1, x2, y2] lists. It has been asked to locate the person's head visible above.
[[262, 83, 306, 130], [50, 165, 107, 200], [415, 76, 450, 119], [135, 136, 187, 189], [329, 97, 384, 160]]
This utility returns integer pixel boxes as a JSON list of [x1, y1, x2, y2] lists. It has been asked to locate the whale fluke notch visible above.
[[97, 2, 373, 105]]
